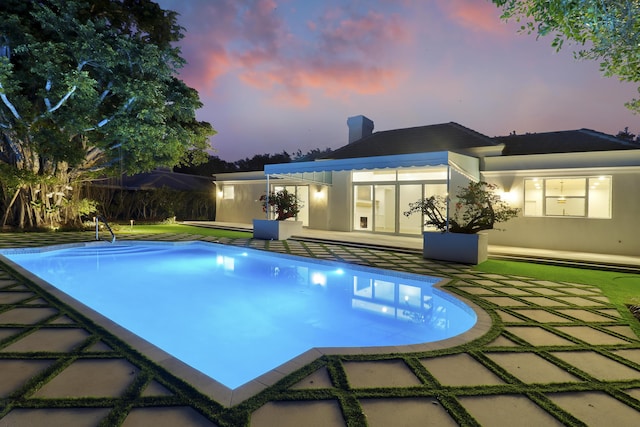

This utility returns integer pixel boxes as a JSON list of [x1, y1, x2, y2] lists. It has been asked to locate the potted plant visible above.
[[404, 181, 520, 264], [253, 189, 304, 240]]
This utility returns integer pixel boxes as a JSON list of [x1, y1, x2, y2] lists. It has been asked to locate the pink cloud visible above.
[[161, 0, 411, 106], [236, 8, 410, 105], [437, 0, 508, 36]]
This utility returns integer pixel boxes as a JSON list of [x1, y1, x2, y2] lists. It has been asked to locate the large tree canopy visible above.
[[0, 0, 215, 228], [492, 0, 640, 112]]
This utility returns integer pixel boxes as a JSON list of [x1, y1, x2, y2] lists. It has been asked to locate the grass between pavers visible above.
[[2, 229, 640, 426], [475, 259, 640, 337]]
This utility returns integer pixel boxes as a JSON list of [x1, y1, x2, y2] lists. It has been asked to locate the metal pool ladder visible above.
[[95, 215, 116, 243]]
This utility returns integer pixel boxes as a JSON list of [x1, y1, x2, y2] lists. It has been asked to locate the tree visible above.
[[616, 127, 639, 143], [404, 181, 520, 234], [234, 151, 292, 172], [492, 0, 640, 112], [0, 0, 214, 228]]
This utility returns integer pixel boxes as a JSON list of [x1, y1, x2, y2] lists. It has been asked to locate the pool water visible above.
[[2, 241, 477, 389]]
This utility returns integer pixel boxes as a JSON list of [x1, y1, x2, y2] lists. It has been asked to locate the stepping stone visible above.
[[459, 394, 564, 427], [251, 400, 346, 427], [505, 326, 575, 346], [553, 326, 631, 345], [497, 310, 525, 323], [0, 408, 111, 427], [555, 296, 607, 307], [455, 286, 498, 295], [547, 391, 640, 426], [140, 380, 174, 397], [520, 296, 567, 307], [527, 287, 566, 296], [502, 280, 536, 287], [624, 388, 640, 401], [0, 291, 35, 304], [0, 328, 90, 353], [0, 359, 54, 397], [0, 307, 58, 324], [483, 297, 527, 307], [486, 352, 581, 384], [473, 279, 504, 286], [511, 309, 571, 323], [290, 367, 333, 390], [33, 358, 139, 398], [603, 325, 640, 341], [122, 407, 217, 426], [0, 327, 21, 342], [342, 360, 421, 388], [531, 280, 566, 287], [486, 336, 520, 347], [49, 315, 77, 325], [555, 309, 616, 322], [360, 397, 458, 427], [551, 351, 640, 381], [495, 287, 533, 296], [559, 287, 601, 296], [611, 349, 640, 365], [420, 353, 505, 386], [597, 308, 622, 318]]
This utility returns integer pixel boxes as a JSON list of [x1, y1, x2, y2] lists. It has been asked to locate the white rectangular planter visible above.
[[252, 219, 302, 240], [423, 231, 488, 264]]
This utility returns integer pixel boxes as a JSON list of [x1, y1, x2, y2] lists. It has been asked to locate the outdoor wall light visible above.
[[314, 187, 325, 200]]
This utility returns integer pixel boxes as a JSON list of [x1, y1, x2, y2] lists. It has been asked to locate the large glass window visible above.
[[354, 185, 373, 230], [374, 185, 396, 232], [399, 184, 423, 234], [523, 176, 611, 218], [272, 185, 309, 225]]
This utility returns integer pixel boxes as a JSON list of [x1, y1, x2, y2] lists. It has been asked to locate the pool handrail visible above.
[[95, 215, 116, 243]]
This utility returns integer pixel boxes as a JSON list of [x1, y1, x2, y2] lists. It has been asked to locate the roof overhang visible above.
[[264, 151, 480, 184], [484, 149, 640, 172]]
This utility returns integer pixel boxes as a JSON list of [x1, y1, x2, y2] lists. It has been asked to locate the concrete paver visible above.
[[0, 229, 639, 426], [547, 391, 640, 427], [459, 395, 565, 427], [485, 352, 582, 384], [0, 408, 112, 427], [360, 397, 458, 427], [420, 353, 505, 386], [341, 360, 422, 388], [250, 401, 346, 427], [32, 359, 139, 398]]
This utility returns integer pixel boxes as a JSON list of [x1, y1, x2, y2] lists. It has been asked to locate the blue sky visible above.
[[155, 0, 638, 161]]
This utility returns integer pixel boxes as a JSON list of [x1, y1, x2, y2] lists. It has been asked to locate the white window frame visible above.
[[523, 176, 612, 219]]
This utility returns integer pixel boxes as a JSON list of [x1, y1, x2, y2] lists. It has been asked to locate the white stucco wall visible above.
[[326, 171, 352, 231], [215, 181, 265, 224], [484, 169, 640, 256]]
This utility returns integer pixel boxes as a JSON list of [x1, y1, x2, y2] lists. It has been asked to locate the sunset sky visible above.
[[155, 0, 638, 161]]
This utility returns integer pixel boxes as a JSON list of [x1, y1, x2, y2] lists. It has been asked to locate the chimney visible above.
[[347, 115, 374, 144]]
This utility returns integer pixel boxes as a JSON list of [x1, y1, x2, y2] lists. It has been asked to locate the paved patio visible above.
[[0, 230, 639, 426]]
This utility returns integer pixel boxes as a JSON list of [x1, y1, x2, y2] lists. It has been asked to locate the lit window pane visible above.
[[545, 197, 585, 216], [545, 178, 585, 196], [223, 186, 234, 199], [524, 179, 543, 216], [398, 167, 448, 181], [588, 176, 611, 218]]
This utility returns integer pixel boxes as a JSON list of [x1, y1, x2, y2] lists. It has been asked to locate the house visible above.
[[214, 116, 640, 256]]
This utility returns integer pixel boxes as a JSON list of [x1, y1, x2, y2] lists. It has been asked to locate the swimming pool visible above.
[[1, 241, 477, 392]]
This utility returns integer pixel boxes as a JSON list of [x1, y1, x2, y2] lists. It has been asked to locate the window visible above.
[[523, 176, 611, 218], [222, 185, 234, 200]]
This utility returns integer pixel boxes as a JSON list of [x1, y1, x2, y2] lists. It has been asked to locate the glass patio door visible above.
[[374, 185, 395, 232]]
